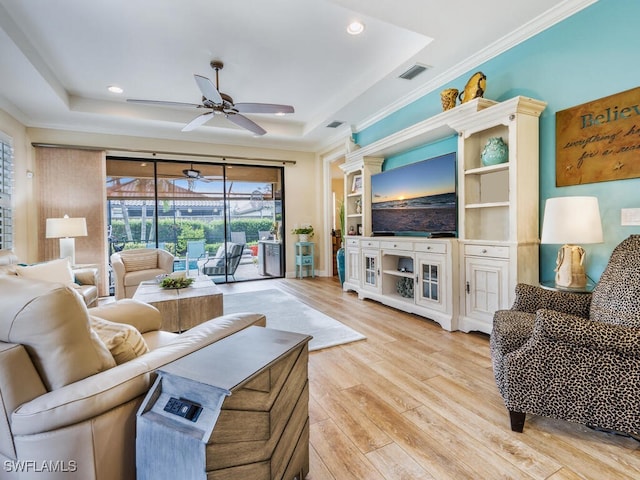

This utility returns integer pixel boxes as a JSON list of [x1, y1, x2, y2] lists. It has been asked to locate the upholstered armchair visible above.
[[0, 250, 99, 307], [490, 235, 640, 438], [111, 248, 174, 299]]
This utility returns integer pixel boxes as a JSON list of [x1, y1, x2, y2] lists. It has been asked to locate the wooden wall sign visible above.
[[556, 86, 640, 186]]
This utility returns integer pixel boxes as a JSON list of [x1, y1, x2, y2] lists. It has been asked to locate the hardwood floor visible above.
[[218, 276, 640, 479]]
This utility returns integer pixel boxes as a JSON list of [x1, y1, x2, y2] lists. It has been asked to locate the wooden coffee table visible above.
[[133, 275, 223, 332]]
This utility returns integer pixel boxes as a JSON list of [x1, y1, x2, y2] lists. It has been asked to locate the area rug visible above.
[[223, 289, 366, 351]]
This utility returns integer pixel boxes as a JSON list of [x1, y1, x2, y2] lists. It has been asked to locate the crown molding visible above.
[[354, 0, 598, 133]]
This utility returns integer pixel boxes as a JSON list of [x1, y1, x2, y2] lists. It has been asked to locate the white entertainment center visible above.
[[340, 96, 547, 334]]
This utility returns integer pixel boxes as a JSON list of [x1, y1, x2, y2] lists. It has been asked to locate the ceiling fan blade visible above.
[[234, 103, 294, 114], [127, 98, 202, 108], [225, 112, 266, 136], [182, 111, 214, 132], [194, 74, 223, 104]]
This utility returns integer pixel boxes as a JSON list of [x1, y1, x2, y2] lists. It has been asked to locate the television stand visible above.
[[343, 236, 458, 331]]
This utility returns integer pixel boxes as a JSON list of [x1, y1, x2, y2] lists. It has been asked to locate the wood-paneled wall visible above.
[[36, 147, 108, 295]]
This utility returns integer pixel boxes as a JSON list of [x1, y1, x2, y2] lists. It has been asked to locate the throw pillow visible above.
[[121, 252, 158, 272], [90, 315, 150, 364], [15, 257, 74, 284]]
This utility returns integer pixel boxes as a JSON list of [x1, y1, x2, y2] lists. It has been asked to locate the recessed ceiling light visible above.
[[275, 112, 286, 116], [108, 85, 123, 94], [346, 21, 365, 35]]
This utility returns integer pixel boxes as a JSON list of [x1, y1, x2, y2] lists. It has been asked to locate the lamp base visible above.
[[59, 237, 76, 266], [554, 244, 587, 289]]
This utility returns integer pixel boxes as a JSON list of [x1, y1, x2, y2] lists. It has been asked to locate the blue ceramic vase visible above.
[[481, 137, 508, 166], [337, 246, 345, 286]]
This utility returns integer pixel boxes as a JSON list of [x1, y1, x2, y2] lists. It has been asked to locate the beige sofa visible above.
[[0, 249, 99, 307], [0, 275, 265, 480], [111, 248, 175, 300]]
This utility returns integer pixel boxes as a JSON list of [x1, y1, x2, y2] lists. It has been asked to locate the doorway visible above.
[[106, 158, 285, 288]]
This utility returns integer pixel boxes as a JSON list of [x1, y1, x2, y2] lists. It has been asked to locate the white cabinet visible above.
[[352, 237, 458, 331], [452, 97, 546, 333], [461, 251, 510, 332], [344, 238, 361, 290]]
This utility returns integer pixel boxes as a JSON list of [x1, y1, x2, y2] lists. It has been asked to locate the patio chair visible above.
[[230, 231, 253, 263], [187, 240, 206, 260], [201, 243, 244, 280], [184, 240, 206, 274]]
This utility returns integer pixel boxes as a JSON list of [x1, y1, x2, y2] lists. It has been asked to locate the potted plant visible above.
[[291, 225, 314, 242]]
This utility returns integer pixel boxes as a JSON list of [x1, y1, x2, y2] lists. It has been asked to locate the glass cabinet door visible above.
[[362, 250, 379, 292], [421, 263, 439, 301], [416, 254, 446, 312]]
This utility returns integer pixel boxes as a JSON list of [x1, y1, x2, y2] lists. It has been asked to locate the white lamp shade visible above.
[[46, 216, 88, 239], [541, 196, 603, 245]]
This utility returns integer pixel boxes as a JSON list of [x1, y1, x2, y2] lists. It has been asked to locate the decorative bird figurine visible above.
[[459, 71, 487, 104]]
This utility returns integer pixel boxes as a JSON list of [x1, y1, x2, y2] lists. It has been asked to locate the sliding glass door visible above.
[[106, 158, 284, 289]]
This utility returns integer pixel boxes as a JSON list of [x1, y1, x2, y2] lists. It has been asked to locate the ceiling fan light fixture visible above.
[[182, 167, 201, 179], [347, 21, 365, 35], [128, 60, 294, 135]]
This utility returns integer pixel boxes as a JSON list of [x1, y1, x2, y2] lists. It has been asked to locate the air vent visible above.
[[326, 121, 344, 128], [398, 63, 429, 80]]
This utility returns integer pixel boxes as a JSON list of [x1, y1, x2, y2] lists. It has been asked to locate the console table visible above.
[[136, 326, 311, 480]]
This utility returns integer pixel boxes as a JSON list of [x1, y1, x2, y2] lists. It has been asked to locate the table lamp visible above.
[[540, 196, 603, 289], [46, 215, 87, 266]]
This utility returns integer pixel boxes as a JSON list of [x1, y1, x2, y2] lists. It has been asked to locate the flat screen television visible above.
[[371, 152, 457, 237]]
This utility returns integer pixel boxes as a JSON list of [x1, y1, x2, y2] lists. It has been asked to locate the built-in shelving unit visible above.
[[339, 157, 383, 237], [451, 96, 546, 333], [342, 96, 546, 334]]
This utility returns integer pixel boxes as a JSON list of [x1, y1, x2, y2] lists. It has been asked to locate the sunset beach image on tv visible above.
[[371, 153, 457, 236]]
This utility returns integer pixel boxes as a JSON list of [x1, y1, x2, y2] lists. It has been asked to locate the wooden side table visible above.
[[295, 242, 314, 279], [136, 326, 311, 480], [540, 279, 596, 293]]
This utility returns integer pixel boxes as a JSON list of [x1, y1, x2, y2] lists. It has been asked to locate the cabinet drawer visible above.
[[380, 240, 411, 251], [296, 255, 313, 265], [346, 238, 360, 247], [464, 244, 510, 259], [414, 242, 447, 254], [361, 239, 380, 249]]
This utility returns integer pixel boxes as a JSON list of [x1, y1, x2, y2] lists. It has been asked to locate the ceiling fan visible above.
[[182, 164, 201, 179], [127, 61, 294, 136]]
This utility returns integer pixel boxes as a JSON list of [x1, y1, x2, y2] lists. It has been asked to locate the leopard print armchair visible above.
[[490, 235, 640, 437]]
